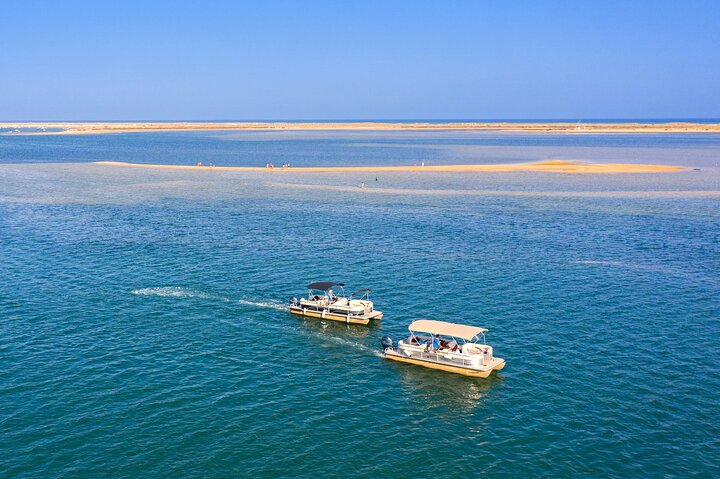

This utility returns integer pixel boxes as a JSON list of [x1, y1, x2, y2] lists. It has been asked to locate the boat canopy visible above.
[[408, 319, 487, 340], [307, 281, 344, 291]]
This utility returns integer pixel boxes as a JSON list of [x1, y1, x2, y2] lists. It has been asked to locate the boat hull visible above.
[[289, 306, 382, 325], [384, 350, 505, 378]]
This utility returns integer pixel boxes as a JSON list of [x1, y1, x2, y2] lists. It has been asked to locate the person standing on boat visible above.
[[327, 289, 334, 303], [482, 347, 491, 365]]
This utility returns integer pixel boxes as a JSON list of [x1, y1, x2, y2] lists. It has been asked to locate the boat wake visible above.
[[132, 287, 379, 356], [131, 287, 289, 310], [237, 299, 288, 311], [308, 331, 384, 358], [131, 286, 227, 300]]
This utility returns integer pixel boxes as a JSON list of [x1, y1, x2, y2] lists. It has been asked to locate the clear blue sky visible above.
[[1, 0, 718, 120]]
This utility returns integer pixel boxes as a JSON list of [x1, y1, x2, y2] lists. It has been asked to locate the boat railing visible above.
[[408, 347, 479, 368], [296, 300, 365, 316], [349, 288, 371, 301]]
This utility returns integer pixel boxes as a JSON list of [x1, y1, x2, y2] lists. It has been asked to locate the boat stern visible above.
[[491, 358, 506, 370]]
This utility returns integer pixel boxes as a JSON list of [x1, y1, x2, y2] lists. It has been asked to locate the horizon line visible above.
[[3, 117, 720, 123]]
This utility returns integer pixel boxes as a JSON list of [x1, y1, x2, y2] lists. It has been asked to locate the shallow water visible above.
[[1, 132, 719, 478], [1, 129, 720, 168]]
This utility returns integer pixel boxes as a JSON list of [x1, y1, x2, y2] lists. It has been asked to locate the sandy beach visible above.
[[3, 121, 720, 135], [95, 160, 685, 174]]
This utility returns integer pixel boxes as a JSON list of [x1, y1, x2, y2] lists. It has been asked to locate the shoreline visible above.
[[94, 160, 685, 174], [3, 121, 720, 135]]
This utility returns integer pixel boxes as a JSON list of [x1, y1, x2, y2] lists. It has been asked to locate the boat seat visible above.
[[333, 298, 349, 306], [462, 344, 487, 355]]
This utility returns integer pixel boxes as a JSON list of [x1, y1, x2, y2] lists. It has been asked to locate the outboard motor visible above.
[[380, 336, 393, 350], [290, 297, 298, 306]]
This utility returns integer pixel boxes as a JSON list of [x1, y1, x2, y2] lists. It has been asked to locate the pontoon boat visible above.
[[290, 282, 383, 325], [381, 319, 505, 377]]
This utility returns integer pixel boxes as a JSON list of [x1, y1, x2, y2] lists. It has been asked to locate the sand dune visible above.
[[94, 160, 685, 174], [4, 121, 720, 135]]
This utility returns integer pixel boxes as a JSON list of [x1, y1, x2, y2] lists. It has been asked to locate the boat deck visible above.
[[289, 305, 383, 324], [384, 347, 504, 377]]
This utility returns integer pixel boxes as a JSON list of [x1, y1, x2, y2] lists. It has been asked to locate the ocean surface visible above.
[[1, 130, 719, 478]]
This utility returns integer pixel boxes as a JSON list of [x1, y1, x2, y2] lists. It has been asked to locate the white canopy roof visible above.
[[408, 319, 487, 340]]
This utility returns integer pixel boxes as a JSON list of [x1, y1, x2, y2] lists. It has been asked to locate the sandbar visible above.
[[3, 121, 720, 135], [95, 160, 685, 174]]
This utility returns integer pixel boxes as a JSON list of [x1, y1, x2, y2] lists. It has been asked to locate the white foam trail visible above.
[[237, 299, 288, 311], [131, 287, 288, 310], [131, 286, 227, 300], [307, 330, 383, 358], [132, 289, 382, 356]]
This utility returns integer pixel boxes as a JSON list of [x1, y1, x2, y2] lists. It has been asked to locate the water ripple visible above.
[[1, 134, 719, 478]]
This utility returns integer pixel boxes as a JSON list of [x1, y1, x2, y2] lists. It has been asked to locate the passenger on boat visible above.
[[427, 334, 442, 351], [327, 289, 335, 303], [446, 339, 459, 352], [482, 348, 491, 365]]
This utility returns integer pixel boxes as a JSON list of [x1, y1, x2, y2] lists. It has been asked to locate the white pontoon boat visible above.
[[289, 281, 383, 325], [381, 319, 505, 377]]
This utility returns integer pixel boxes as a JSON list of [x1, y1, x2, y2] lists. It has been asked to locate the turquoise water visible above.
[[1, 132, 719, 477], [1, 130, 720, 167]]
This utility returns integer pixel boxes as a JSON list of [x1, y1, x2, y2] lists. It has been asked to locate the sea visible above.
[[1, 128, 719, 478]]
